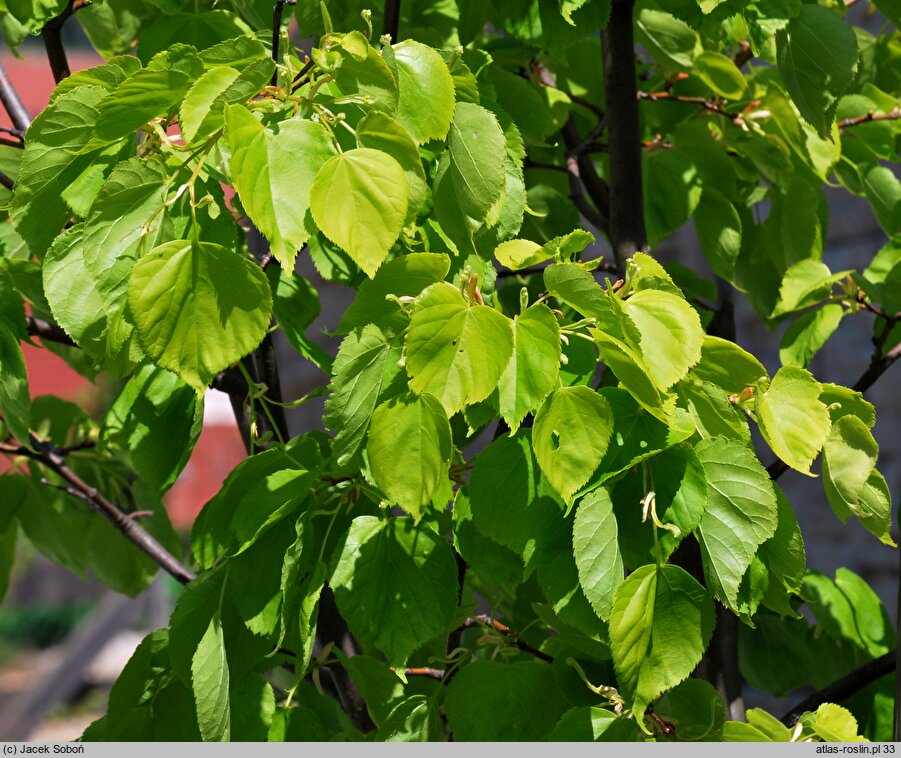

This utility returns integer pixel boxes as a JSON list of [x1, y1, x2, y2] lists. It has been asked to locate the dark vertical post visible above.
[[602, 0, 646, 273]]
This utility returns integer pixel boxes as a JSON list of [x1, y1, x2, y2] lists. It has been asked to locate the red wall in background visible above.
[[2, 53, 247, 529]]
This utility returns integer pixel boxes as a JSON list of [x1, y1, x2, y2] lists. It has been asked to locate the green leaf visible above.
[[803, 703, 867, 742], [356, 112, 426, 227], [445, 661, 568, 741], [613, 444, 709, 567], [486, 67, 556, 144], [128, 240, 272, 393], [622, 289, 704, 390], [94, 48, 204, 142], [693, 51, 746, 99], [405, 282, 513, 416], [367, 393, 452, 521], [572, 487, 623, 621], [309, 148, 408, 278], [758, 487, 807, 617], [772, 259, 848, 317], [643, 148, 702, 246], [690, 336, 768, 395], [609, 564, 715, 723], [545, 707, 640, 741], [447, 102, 507, 228], [169, 567, 226, 683], [392, 40, 455, 144], [653, 679, 725, 741], [497, 303, 561, 430], [192, 610, 230, 742], [333, 653, 405, 728], [803, 568, 894, 658], [823, 416, 894, 545], [270, 270, 331, 373], [83, 156, 169, 310], [776, 4, 858, 137], [324, 326, 404, 466], [330, 516, 458, 666], [694, 189, 742, 280], [467, 430, 562, 567], [863, 165, 901, 236], [694, 437, 778, 610], [226, 105, 336, 270], [533, 386, 614, 504], [136, 11, 251, 62], [0, 325, 30, 444], [191, 440, 318, 567], [338, 253, 449, 333], [103, 364, 202, 493], [329, 32, 398, 113], [779, 304, 845, 368], [452, 488, 524, 597], [11, 86, 109, 255], [820, 383, 875, 428], [756, 366, 830, 475], [41, 226, 124, 372], [376, 696, 441, 742], [181, 59, 274, 145], [635, 8, 700, 70]]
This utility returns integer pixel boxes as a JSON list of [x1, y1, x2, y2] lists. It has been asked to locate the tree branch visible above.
[[603, 0, 645, 275], [271, 0, 297, 87], [382, 0, 400, 41], [26, 316, 77, 347], [462, 614, 554, 663], [780, 650, 895, 726], [0, 171, 13, 191], [0, 436, 197, 585], [838, 108, 901, 129], [0, 60, 31, 132], [637, 90, 744, 125], [42, 0, 91, 84]]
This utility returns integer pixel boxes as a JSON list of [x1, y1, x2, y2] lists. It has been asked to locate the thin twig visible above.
[[26, 316, 77, 347], [383, 0, 400, 42], [391, 666, 445, 680], [0, 137, 24, 149], [496, 258, 617, 280], [781, 650, 895, 726], [734, 41, 753, 69], [0, 171, 13, 191], [637, 90, 744, 124], [838, 108, 901, 129], [0, 436, 196, 585], [462, 614, 554, 663], [0, 60, 30, 132]]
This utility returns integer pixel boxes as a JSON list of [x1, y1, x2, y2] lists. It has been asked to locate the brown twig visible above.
[[26, 316, 77, 347], [0, 436, 196, 585], [838, 108, 901, 129], [0, 171, 14, 191], [392, 666, 445, 680], [0, 60, 31, 132], [637, 90, 744, 124], [462, 614, 554, 663], [781, 650, 895, 726], [734, 41, 753, 69]]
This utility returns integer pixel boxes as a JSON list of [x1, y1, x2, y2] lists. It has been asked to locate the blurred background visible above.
[[0, 5, 898, 741]]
